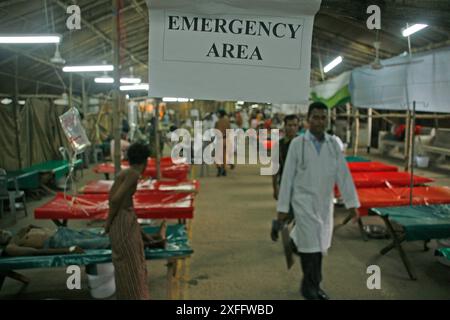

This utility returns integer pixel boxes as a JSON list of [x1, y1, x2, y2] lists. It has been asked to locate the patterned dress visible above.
[[106, 168, 149, 300]]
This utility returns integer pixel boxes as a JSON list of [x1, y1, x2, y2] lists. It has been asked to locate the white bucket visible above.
[[415, 156, 429, 168], [86, 263, 116, 299]]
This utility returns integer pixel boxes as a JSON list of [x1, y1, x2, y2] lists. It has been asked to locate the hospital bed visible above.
[[350, 172, 433, 188], [338, 186, 450, 241], [80, 179, 200, 194], [34, 192, 194, 227], [0, 224, 193, 299], [370, 205, 450, 280], [5, 159, 83, 191], [93, 162, 190, 181], [345, 156, 371, 163], [348, 161, 398, 172]]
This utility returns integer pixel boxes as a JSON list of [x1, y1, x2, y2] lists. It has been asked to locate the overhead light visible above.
[[177, 98, 189, 102], [324, 56, 343, 73], [402, 24, 428, 37], [0, 34, 60, 44], [95, 77, 114, 84], [119, 83, 149, 91], [18, 100, 26, 105], [63, 65, 114, 72], [120, 77, 141, 84], [189, 99, 194, 102], [237, 101, 244, 105], [1, 98, 13, 104]]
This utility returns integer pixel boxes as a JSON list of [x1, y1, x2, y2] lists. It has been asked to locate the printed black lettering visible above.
[[273, 23, 287, 38], [245, 20, 257, 36], [206, 43, 220, 57], [223, 43, 235, 58], [181, 16, 199, 31], [229, 19, 243, 34], [288, 24, 302, 39], [168, 16, 180, 30]]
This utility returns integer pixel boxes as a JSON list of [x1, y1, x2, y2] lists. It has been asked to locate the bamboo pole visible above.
[[404, 109, 411, 171], [409, 101, 416, 205], [112, 0, 121, 175], [345, 103, 351, 144], [367, 108, 373, 154], [14, 55, 22, 169], [155, 99, 161, 180], [353, 109, 360, 156]]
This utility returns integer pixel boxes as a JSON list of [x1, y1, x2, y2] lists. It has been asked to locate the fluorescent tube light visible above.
[[63, 65, 114, 72], [0, 35, 60, 44], [324, 56, 343, 73], [402, 24, 428, 37], [120, 83, 149, 91], [95, 77, 114, 83]]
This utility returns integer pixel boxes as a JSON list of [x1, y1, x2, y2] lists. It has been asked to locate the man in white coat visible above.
[[276, 102, 360, 300]]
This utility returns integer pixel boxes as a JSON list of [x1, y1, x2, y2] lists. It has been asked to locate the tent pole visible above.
[[353, 109, 360, 156], [367, 108, 372, 154], [409, 101, 416, 206], [345, 103, 351, 144], [404, 109, 411, 172], [14, 55, 22, 169], [154, 99, 161, 180], [112, 0, 121, 176]]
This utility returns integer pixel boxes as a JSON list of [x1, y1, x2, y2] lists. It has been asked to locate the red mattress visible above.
[[93, 157, 190, 180], [357, 186, 450, 216], [81, 179, 200, 194], [34, 192, 194, 220], [262, 140, 274, 150], [348, 161, 398, 173], [351, 172, 433, 188]]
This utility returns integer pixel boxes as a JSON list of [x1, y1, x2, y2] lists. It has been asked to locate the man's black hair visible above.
[[127, 143, 150, 165], [218, 109, 226, 117], [283, 114, 299, 125], [307, 102, 328, 119]]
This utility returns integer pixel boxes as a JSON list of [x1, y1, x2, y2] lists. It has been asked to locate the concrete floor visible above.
[[1, 151, 450, 300]]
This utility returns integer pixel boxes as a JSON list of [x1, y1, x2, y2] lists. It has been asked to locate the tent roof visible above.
[[0, 0, 449, 95]]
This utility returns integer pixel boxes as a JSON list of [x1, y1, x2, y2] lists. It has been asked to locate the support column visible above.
[[112, 0, 121, 175]]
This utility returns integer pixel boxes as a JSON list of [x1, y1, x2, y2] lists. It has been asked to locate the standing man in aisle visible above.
[[270, 114, 300, 241], [275, 102, 360, 300]]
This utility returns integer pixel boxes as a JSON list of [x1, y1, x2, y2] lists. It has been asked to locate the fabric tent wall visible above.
[[0, 98, 71, 171], [271, 103, 309, 115], [310, 71, 351, 108], [350, 47, 450, 113]]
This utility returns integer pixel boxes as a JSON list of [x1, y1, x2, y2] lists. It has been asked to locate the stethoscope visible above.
[[300, 135, 339, 170]]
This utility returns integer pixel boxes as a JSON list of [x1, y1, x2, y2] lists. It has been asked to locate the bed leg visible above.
[[382, 216, 417, 280], [167, 259, 178, 300], [357, 218, 368, 241], [0, 271, 30, 291], [423, 240, 430, 252]]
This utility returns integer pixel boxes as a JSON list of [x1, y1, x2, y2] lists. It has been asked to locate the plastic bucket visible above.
[[86, 263, 116, 299], [415, 156, 429, 168]]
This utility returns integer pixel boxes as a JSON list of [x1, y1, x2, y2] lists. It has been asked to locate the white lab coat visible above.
[[277, 131, 360, 253]]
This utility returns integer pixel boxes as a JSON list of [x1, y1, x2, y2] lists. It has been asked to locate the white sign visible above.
[[146, 0, 321, 104]]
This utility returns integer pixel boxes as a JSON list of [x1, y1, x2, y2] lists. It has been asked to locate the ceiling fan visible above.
[[370, 29, 423, 70], [50, 43, 66, 65]]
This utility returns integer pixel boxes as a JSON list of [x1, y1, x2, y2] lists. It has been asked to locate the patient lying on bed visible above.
[[0, 222, 167, 257]]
